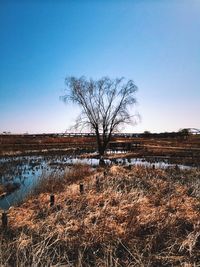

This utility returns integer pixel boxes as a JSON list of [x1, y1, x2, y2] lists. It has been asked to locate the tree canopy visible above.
[[63, 76, 138, 157]]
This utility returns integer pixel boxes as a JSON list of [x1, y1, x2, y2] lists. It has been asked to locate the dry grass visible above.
[[0, 185, 4, 195], [0, 164, 200, 266], [31, 163, 93, 195]]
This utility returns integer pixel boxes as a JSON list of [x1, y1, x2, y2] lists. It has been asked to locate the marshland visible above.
[[1, 1, 200, 266], [0, 133, 200, 266]]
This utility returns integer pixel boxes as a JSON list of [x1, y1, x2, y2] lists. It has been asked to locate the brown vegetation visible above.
[[1, 134, 200, 169], [0, 134, 96, 156], [0, 164, 200, 266], [0, 185, 4, 195]]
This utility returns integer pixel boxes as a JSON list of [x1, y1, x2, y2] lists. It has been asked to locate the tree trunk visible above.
[[99, 157, 106, 166], [98, 145, 106, 166], [95, 133, 107, 166]]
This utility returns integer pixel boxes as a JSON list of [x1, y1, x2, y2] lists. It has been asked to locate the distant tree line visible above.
[[141, 129, 190, 138]]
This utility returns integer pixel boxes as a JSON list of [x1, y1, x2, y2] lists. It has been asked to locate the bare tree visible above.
[[63, 76, 138, 158]]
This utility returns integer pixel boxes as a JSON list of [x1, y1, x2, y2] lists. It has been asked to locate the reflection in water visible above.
[[0, 154, 193, 210]]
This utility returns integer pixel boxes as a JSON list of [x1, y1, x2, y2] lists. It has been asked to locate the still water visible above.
[[0, 154, 192, 210]]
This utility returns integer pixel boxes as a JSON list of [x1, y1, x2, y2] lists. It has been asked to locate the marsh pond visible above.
[[0, 153, 196, 210]]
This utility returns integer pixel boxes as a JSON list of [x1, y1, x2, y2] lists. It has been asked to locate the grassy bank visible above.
[[0, 165, 200, 266]]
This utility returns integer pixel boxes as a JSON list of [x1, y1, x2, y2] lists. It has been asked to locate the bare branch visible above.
[[62, 76, 138, 156]]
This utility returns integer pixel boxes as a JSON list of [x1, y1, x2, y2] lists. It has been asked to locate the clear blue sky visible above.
[[0, 0, 199, 133]]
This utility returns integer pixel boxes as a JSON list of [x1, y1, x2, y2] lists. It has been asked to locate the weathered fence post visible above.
[[2, 211, 8, 229], [96, 177, 100, 192], [175, 164, 179, 171], [50, 194, 55, 207], [80, 183, 84, 194]]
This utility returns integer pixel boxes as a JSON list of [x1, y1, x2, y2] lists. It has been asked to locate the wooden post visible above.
[[96, 177, 100, 192], [2, 211, 8, 229], [50, 194, 55, 207], [80, 183, 84, 194], [175, 164, 179, 171]]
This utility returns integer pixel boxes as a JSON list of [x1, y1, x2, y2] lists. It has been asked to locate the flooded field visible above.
[[0, 153, 197, 210]]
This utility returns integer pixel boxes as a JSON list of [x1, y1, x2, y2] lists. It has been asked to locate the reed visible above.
[[0, 165, 199, 266]]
